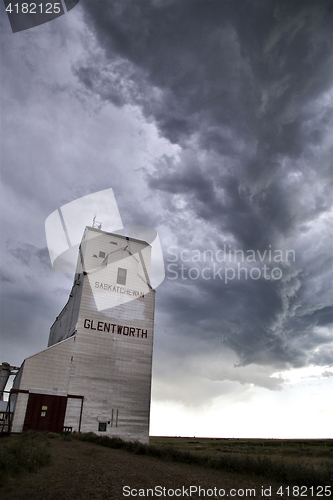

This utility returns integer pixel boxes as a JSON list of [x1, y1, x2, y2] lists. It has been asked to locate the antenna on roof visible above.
[[92, 214, 102, 230]]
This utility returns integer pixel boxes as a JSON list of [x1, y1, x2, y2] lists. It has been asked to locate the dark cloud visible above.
[[74, 0, 333, 372], [79, 0, 332, 151], [0, 0, 332, 412], [0, 271, 16, 284], [77, 0, 333, 234], [8, 243, 53, 271]]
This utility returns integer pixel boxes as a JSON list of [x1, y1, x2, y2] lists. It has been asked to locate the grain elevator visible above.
[[10, 226, 155, 443]]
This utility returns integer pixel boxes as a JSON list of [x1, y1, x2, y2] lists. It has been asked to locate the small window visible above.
[[110, 241, 118, 245], [117, 268, 127, 285], [99, 251, 106, 258], [98, 422, 107, 432]]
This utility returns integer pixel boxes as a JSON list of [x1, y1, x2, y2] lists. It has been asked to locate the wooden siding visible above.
[[13, 228, 155, 443]]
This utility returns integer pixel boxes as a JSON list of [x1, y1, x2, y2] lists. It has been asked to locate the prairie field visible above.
[[0, 432, 300, 500], [1, 432, 332, 497], [150, 436, 333, 461], [149, 436, 333, 486]]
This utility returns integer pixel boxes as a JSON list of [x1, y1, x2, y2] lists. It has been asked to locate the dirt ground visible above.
[[1, 437, 303, 499]]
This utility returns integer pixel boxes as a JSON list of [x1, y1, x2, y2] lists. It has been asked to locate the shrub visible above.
[[0, 432, 51, 486]]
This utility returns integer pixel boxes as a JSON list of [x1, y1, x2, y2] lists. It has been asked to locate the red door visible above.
[[23, 393, 67, 433]]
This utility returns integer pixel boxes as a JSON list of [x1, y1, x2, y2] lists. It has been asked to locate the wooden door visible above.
[[23, 393, 67, 433]]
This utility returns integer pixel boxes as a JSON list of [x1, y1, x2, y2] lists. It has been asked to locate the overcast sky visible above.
[[1, 0, 332, 438]]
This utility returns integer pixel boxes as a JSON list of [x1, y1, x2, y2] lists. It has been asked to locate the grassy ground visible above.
[[75, 433, 333, 488], [1, 433, 332, 491], [150, 436, 333, 459], [0, 434, 286, 500], [0, 431, 51, 485], [149, 436, 333, 485]]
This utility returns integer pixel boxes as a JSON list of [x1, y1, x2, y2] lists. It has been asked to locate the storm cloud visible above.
[[72, 0, 333, 370], [0, 0, 332, 421]]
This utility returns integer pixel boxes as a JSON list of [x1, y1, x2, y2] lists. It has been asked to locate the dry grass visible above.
[[1, 432, 332, 491], [74, 433, 333, 487], [150, 436, 333, 459], [149, 436, 333, 486], [0, 434, 279, 500], [0, 431, 51, 485]]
